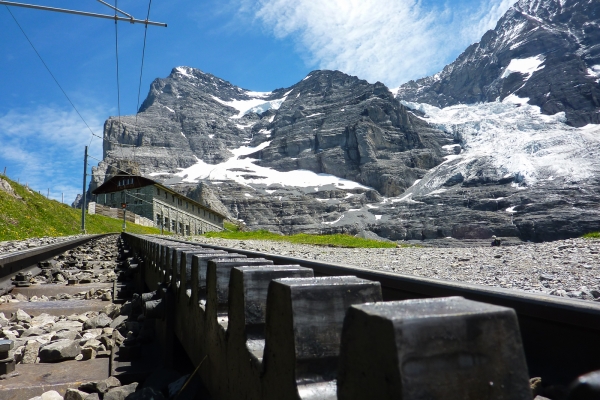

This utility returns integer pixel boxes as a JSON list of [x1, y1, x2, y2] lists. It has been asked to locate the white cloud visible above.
[[237, 0, 513, 87], [0, 106, 104, 204]]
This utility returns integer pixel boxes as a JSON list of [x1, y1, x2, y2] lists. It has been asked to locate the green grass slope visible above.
[[0, 177, 160, 241], [203, 222, 398, 248]]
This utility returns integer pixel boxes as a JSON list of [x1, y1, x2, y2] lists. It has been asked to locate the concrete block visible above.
[[0, 339, 14, 352], [0, 358, 16, 375], [192, 253, 247, 303], [207, 258, 275, 315], [262, 276, 382, 400], [337, 296, 531, 400], [204, 258, 274, 399], [227, 265, 314, 400], [178, 249, 227, 299]]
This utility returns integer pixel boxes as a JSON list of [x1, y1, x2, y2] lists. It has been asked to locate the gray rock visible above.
[[125, 387, 165, 400], [11, 309, 31, 323], [39, 339, 81, 362], [39, 391, 63, 400], [396, 0, 600, 128], [109, 315, 128, 329], [79, 376, 121, 394], [51, 330, 81, 341], [21, 340, 41, 364], [103, 382, 138, 400], [64, 388, 89, 400], [83, 314, 112, 330], [568, 370, 600, 399]]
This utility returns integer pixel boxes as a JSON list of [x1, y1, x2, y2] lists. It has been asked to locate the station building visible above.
[[92, 174, 225, 234]]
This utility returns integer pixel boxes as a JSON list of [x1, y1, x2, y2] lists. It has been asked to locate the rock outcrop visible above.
[[396, 0, 600, 127], [85, 0, 600, 242]]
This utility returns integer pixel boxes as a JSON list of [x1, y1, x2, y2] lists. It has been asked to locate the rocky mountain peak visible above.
[[396, 0, 600, 127]]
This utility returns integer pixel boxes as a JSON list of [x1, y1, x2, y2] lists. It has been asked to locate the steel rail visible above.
[[0, 1, 167, 27], [0, 234, 115, 294], [153, 235, 600, 384]]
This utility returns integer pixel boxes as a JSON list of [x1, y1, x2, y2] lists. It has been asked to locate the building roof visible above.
[[92, 174, 228, 219]]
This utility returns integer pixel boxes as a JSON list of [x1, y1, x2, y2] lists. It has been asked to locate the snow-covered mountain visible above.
[[87, 0, 600, 241], [396, 0, 600, 127]]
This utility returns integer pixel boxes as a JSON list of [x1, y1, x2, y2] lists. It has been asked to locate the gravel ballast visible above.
[[185, 236, 600, 302]]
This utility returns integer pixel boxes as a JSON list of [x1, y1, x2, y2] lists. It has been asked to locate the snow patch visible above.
[[400, 99, 600, 185], [307, 113, 323, 118], [375, 215, 382, 220], [588, 65, 600, 82], [389, 87, 400, 97], [235, 123, 254, 130], [180, 132, 186, 138], [502, 94, 530, 106], [165, 106, 175, 113], [501, 55, 545, 80], [322, 214, 344, 225], [175, 67, 194, 79], [211, 92, 288, 119], [173, 142, 371, 190]]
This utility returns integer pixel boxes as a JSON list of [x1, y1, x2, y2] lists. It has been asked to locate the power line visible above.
[[132, 0, 154, 189], [4, 5, 98, 140]]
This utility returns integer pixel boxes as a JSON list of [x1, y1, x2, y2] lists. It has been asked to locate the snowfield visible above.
[[401, 96, 600, 192], [153, 141, 371, 190]]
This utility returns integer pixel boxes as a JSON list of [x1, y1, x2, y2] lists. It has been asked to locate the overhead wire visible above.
[[4, 5, 99, 142], [6, 2, 160, 195], [113, 0, 128, 165], [132, 0, 154, 187]]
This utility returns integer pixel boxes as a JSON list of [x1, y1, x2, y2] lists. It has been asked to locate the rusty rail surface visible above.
[[122, 234, 600, 399]]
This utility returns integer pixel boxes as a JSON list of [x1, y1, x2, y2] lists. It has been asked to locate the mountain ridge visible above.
[[396, 0, 600, 127], [85, 0, 600, 242]]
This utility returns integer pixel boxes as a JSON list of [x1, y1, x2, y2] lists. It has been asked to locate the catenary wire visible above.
[[132, 0, 154, 188], [4, 6, 99, 141]]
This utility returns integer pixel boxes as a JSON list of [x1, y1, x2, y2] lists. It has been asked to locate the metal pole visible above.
[[81, 146, 88, 233], [0, 1, 167, 27], [122, 193, 127, 231], [96, 0, 133, 19]]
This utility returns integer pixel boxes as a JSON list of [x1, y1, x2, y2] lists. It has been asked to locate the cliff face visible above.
[[87, 0, 600, 241], [396, 0, 600, 127]]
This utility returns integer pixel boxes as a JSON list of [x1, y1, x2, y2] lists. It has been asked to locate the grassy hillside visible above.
[[0, 177, 160, 241], [203, 222, 398, 248]]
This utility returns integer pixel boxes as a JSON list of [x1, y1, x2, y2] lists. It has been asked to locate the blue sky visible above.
[[0, 0, 513, 204]]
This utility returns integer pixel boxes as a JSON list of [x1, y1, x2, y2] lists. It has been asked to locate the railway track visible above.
[[122, 233, 600, 400], [0, 235, 111, 295], [0, 234, 147, 400]]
